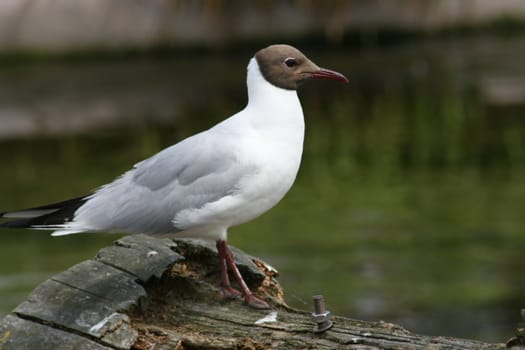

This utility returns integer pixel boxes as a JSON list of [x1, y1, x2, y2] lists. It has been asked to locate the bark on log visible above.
[[0, 234, 508, 350]]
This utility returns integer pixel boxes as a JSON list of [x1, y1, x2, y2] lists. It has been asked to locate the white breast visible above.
[[172, 59, 305, 239], [64, 58, 305, 242]]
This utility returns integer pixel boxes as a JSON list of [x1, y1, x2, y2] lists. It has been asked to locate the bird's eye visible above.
[[284, 58, 297, 67]]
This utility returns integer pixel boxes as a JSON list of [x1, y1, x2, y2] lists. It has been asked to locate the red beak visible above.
[[311, 68, 349, 84]]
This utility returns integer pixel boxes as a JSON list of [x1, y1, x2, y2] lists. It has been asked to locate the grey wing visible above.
[[133, 133, 238, 190], [72, 132, 255, 234]]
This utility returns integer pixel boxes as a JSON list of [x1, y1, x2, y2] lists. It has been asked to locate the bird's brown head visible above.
[[254, 44, 348, 90]]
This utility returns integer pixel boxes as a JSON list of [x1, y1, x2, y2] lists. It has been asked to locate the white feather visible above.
[[51, 58, 305, 241]]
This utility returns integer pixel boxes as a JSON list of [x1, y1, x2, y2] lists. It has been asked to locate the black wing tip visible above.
[[0, 218, 33, 228], [0, 195, 89, 229]]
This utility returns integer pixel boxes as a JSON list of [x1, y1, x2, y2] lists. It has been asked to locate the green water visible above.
[[0, 37, 524, 342]]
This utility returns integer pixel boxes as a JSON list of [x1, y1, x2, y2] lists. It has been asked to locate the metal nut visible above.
[[311, 295, 333, 333], [312, 311, 331, 324], [313, 320, 333, 333]]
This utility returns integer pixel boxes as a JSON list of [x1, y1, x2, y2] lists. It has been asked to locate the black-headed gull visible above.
[[0, 44, 348, 309]]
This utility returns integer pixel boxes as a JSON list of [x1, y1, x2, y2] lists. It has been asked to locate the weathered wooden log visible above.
[[0, 234, 508, 349]]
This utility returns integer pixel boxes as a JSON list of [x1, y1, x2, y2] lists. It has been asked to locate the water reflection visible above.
[[0, 37, 524, 342]]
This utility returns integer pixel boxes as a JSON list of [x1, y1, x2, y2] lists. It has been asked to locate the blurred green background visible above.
[[0, 0, 524, 344]]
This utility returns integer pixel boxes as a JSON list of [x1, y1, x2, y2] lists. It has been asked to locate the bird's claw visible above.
[[220, 285, 242, 299], [244, 293, 271, 309]]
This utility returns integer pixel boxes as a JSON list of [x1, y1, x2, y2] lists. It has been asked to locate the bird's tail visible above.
[[0, 196, 88, 233]]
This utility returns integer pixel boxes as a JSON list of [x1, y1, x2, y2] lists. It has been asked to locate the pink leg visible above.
[[216, 240, 242, 298], [216, 240, 270, 309]]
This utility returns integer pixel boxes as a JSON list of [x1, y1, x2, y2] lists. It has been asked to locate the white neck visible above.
[[245, 58, 302, 116], [241, 58, 305, 170]]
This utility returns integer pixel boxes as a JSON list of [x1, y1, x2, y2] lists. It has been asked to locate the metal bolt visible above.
[[312, 295, 333, 333], [506, 309, 525, 349], [517, 309, 525, 337]]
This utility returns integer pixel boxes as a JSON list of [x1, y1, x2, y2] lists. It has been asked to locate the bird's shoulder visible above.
[[130, 126, 254, 191]]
